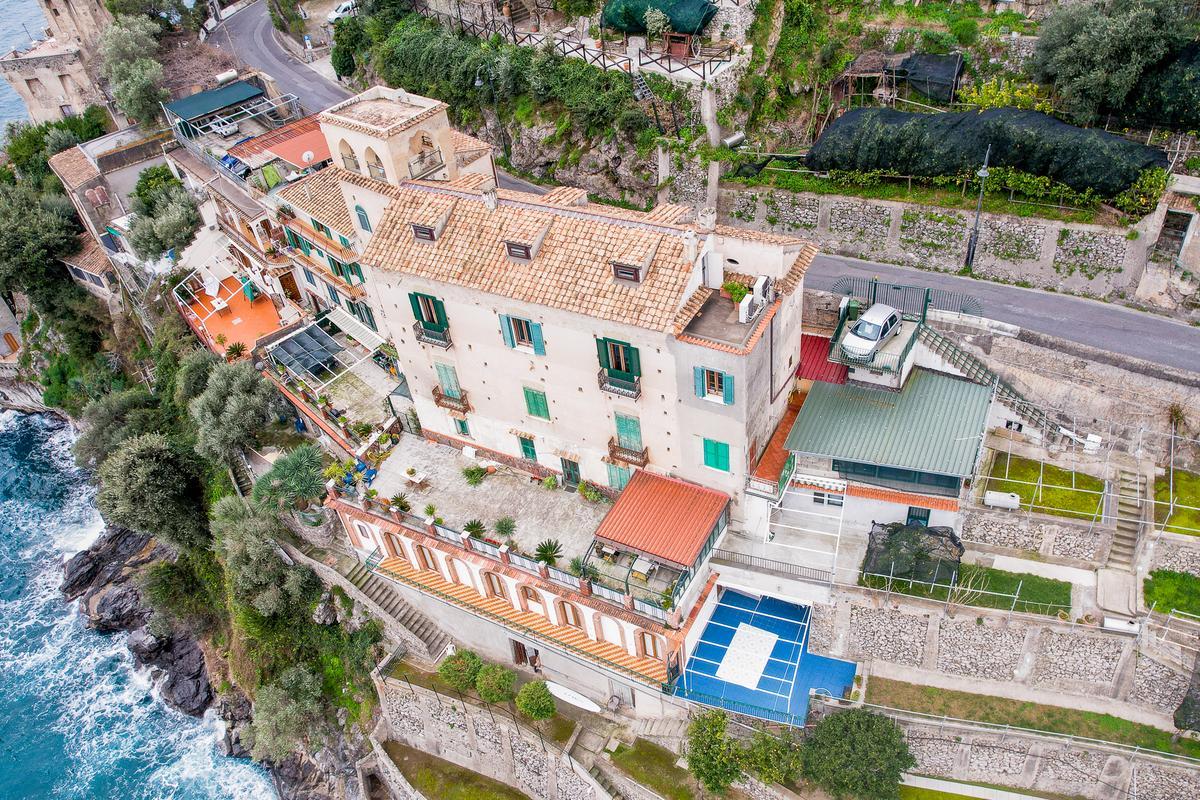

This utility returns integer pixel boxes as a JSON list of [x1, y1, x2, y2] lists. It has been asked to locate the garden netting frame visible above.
[[602, 0, 718, 35], [862, 522, 965, 585]]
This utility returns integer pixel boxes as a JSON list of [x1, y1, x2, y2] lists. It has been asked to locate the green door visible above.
[[906, 506, 931, 527], [615, 413, 642, 450], [560, 458, 581, 488]]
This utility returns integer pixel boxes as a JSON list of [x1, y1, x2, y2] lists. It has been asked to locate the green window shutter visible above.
[[435, 363, 461, 398], [299, 237, 311, 256], [595, 338, 610, 370], [339, 234, 351, 247], [530, 323, 545, 356], [627, 345, 641, 377], [606, 463, 631, 491], [722, 373, 735, 405], [693, 367, 706, 398], [284, 228, 297, 248], [519, 436, 537, 461], [454, 418, 470, 436], [326, 283, 341, 308], [524, 387, 549, 420], [408, 292, 422, 322], [351, 263, 364, 282], [615, 414, 642, 450], [360, 304, 377, 331], [703, 438, 730, 472], [432, 297, 448, 330], [310, 217, 320, 231], [499, 315, 515, 348], [329, 257, 342, 278]]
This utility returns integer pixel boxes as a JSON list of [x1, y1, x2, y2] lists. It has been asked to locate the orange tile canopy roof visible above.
[[594, 471, 729, 568], [48, 146, 99, 190], [228, 115, 327, 163], [61, 235, 112, 276]]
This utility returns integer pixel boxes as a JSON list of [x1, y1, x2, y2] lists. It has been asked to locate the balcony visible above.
[[218, 218, 291, 269], [412, 320, 452, 348], [432, 386, 471, 413], [408, 148, 445, 179], [597, 368, 640, 399], [286, 247, 367, 299], [608, 437, 649, 467]]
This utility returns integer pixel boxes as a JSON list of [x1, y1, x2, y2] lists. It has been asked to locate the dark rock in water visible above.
[[127, 624, 213, 716], [216, 690, 254, 758], [61, 527, 152, 600], [87, 583, 150, 632]]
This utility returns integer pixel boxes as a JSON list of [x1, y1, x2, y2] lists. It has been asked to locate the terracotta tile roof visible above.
[[797, 333, 848, 384], [846, 483, 959, 512], [542, 186, 589, 207], [644, 204, 693, 224], [362, 181, 705, 332], [776, 243, 818, 295], [672, 286, 713, 335], [449, 130, 493, 169], [61, 235, 111, 276], [752, 394, 804, 483], [594, 471, 728, 568], [276, 167, 357, 236], [723, 271, 755, 286], [48, 146, 98, 190]]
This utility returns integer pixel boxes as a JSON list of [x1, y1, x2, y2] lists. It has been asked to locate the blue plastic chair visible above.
[[363, 469, 378, 487]]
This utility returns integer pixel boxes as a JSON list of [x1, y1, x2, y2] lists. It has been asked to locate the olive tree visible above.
[[802, 710, 915, 800], [211, 496, 318, 618], [685, 710, 743, 793], [249, 665, 328, 761], [189, 361, 279, 464], [74, 388, 164, 467], [96, 433, 209, 550]]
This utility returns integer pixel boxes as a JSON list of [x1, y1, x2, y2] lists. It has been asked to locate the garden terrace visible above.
[[982, 450, 1106, 521], [1155, 469, 1200, 536], [173, 256, 302, 355]]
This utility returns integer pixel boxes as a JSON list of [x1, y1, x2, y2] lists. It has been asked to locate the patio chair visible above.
[[355, 460, 368, 473], [363, 468, 378, 486]]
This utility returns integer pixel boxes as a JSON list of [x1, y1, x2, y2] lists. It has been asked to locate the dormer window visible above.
[[612, 262, 642, 283], [412, 224, 436, 242], [505, 241, 532, 261]]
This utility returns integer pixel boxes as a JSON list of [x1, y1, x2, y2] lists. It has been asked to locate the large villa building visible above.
[[134, 83, 1048, 723]]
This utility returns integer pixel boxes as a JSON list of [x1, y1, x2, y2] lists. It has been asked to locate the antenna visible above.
[[301, 150, 315, 164]]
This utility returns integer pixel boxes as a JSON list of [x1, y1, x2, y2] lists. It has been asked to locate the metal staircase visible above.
[[632, 73, 654, 102], [918, 326, 1055, 435]]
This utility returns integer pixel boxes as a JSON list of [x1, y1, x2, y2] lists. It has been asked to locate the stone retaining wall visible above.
[[375, 675, 613, 800], [719, 186, 1155, 301], [1149, 534, 1200, 577], [961, 509, 1111, 564]]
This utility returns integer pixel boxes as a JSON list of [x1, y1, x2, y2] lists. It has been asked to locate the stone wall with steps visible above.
[[960, 508, 1112, 567]]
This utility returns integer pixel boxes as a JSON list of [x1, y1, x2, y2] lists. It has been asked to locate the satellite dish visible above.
[[301, 150, 315, 164]]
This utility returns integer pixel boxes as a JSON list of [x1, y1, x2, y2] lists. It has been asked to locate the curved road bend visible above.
[[211, 5, 1198, 372]]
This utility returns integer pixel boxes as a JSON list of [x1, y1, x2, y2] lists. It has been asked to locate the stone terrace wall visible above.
[[720, 186, 1157, 301], [374, 675, 613, 800], [961, 509, 1111, 565], [1149, 533, 1200, 577], [812, 594, 1191, 716]]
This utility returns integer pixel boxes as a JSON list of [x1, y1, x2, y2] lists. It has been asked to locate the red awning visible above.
[[594, 471, 728, 568]]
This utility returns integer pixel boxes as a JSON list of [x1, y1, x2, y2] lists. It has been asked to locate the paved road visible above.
[[808, 254, 1200, 374], [211, 5, 1197, 373], [209, 2, 545, 194]]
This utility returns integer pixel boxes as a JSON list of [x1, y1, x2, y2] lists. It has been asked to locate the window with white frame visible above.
[[813, 491, 844, 507]]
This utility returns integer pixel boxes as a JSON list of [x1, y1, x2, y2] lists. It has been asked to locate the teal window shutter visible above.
[[339, 234, 351, 247], [627, 345, 641, 377], [606, 463, 631, 491], [326, 283, 341, 308], [524, 387, 549, 420], [432, 297, 448, 329], [454, 418, 470, 436], [693, 367, 705, 398], [299, 237, 311, 256], [435, 363, 461, 398], [518, 436, 537, 461], [499, 315, 515, 348], [595, 338, 610, 370], [530, 323, 545, 356], [351, 263, 364, 282], [355, 205, 371, 232], [615, 414, 642, 450], [408, 292, 422, 322], [703, 438, 730, 471], [722, 373, 735, 405], [360, 304, 377, 331], [302, 267, 315, 285]]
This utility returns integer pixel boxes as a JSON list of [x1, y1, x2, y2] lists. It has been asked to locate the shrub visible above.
[[542, 475, 558, 490], [740, 729, 803, 786], [494, 516, 516, 537], [463, 465, 488, 486], [437, 650, 483, 691], [535, 539, 563, 565], [948, 17, 978, 46], [464, 519, 486, 538], [578, 481, 605, 502], [515, 680, 556, 721], [722, 280, 749, 303], [474, 664, 516, 703], [802, 709, 915, 800], [685, 709, 743, 793], [252, 443, 326, 512], [568, 555, 599, 581], [249, 665, 328, 761]]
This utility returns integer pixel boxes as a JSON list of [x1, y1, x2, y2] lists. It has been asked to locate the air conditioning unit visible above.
[[753, 275, 770, 302], [461, 445, 477, 460]]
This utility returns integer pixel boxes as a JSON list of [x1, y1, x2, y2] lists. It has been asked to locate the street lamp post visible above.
[[963, 143, 991, 273]]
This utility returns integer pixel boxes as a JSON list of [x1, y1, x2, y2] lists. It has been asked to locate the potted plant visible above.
[[464, 519, 487, 539], [318, 394, 331, 407], [424, 503, 437, 521], [407, 467, 417, 477], [721, 280, 750, 303], [224, 342, 246, 361], [362, 488, 378, 509], [534, 539, 563, 566], [390, 493, 411, 517], [542, 475, 558, 490], [215, 333, 227, 347]]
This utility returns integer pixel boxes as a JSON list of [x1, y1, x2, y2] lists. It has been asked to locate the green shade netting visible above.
[[602, 0, 717, 35]]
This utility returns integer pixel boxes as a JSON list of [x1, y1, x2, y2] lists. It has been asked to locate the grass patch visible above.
[[862, 563, 1072, 615], [547, 715, 576, 744], [1144, 570, 1200, 616], [385, 740, 531, 799], [867, 678, 1200, 758], [610, 739, 696, 800], [1155, 470, 1200, 536], [900, 786, 983, 800], [985, 453, 1105, 520]]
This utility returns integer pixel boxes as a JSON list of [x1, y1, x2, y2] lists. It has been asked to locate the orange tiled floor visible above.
[[188, 277, 283, 350], [751, 393, 806, 482], [376, 556, 668, 684]]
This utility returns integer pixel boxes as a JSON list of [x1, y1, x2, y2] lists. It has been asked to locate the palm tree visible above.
[[464, 519, 487, 538], [253, 444, 325, 511], [535, 539, 563, 566]]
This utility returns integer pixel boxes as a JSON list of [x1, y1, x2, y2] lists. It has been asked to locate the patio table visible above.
[[630, 556, 655, 582]]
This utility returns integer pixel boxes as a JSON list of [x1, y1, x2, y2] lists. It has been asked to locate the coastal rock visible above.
[[61, 526, 152, 600], [216, 690, 254, 759], [313, 591, 338, 626], [157, 635, 213, 717], [86, 583, 150, 632], [273, 727, 368, 800]]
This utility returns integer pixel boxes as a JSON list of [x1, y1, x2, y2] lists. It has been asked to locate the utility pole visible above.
[[963, 143, 991, 273]]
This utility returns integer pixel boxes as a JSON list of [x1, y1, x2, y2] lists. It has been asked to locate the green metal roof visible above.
[[783, 368, 991, 477], [164, 80, 262, 122]]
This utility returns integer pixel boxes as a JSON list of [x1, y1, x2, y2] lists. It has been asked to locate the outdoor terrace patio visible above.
[[587, 546, 683, 609]]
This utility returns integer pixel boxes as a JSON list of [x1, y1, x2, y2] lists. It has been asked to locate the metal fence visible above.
[[508, 551, 541, 575], [858, 563, 1072, 618]]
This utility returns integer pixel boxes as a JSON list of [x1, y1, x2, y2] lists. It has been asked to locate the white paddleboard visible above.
[[545, 681, 602, 713]]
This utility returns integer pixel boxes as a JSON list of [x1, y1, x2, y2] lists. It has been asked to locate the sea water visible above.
[[0, 0, 45, 129], [0, 411, 275, 799]]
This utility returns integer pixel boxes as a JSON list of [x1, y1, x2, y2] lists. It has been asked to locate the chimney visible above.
[[481, 177, 498, 211], [683, 230, 698, 262], [697, 206, 717, 232]]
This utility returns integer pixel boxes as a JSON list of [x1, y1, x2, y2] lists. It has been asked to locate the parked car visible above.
[[209, 116, 239, 137], [840, 303, 903, 359], [327, 0, 358, 23]]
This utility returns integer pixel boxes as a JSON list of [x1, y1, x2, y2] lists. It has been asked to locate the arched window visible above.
[[364, 147, 386, 181], [520, 585, 545, 617], [387, 534, 408, 561], [557, 600, 583, 630], [414, 543, 438, 575], [483, 571, 509, 602], [638, 631, 662, 660], [339, 140, 359, 173], [355, 204, 371, 232]]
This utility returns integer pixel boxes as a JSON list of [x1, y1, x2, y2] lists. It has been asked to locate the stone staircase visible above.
[[294, 541, 452, 659], [230, 454, 254, 497], [632, 716, 690, 746], [1108, 469, 1147, 571], [587, 765, 625, 800]]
